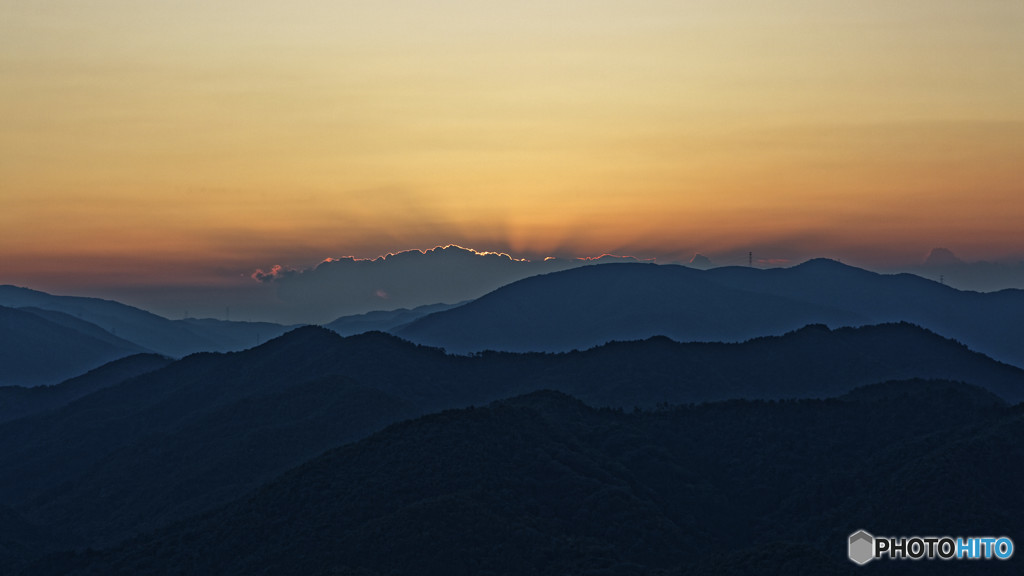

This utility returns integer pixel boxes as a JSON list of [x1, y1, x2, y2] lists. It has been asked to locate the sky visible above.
[[2, 1, 1022, 320]]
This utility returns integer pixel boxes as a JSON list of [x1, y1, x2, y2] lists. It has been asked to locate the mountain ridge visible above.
[[24, 383, 1020, 575], [0, 353, 172, 424], [0, 306, 149, 387], [0, 285, 293, 361], [397, 261, 1024, 367], [1, 321, 1022, 556]]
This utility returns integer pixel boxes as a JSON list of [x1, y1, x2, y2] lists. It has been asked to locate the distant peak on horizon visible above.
[[795, 257, 851, 268], [923, 247, 964, 267], [688, 254, 713, 268]]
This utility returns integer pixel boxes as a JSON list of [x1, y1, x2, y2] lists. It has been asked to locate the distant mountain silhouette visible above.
[[396, 260, 1024, 367], [397, 263, 864, 353], [704, 259, 1024, 366], [0, 285, 293, 360], [26, 385, 1021, 575], [909, 248, 1024, 292], [839, 376, 1007, 408], [0, 306, 149, 386], [14, 307, 148, 351], [252, 245, 645, 323], [0, 353, 172, 423], [923, 247, 963, 266], [324, 302, 460, 336], [688, 252, 713, 268], [1, 323, 1021, 558]]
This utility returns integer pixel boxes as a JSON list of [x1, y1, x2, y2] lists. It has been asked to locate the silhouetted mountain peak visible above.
[[0, 285, 43, 298], [783, 323, 832, 336], [340, 330, 438, 356], [689, 253, 713, 268], [859, 321, 945, 340], [842, 378, 1007, 409], [252, 324, 342, 352], [790, 257, 866, 276], [243, 326, 435, 370], [493, 390, 593, 420], [924, 247, 963, 266]]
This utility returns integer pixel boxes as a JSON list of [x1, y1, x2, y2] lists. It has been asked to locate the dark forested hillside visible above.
[[25, 384, 1022, 575], [1, 322, 1022, 569], [529, 322, 1024, 406]]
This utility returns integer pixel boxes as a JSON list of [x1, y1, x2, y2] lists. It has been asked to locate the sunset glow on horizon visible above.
[[3, 1, 1022, 297]]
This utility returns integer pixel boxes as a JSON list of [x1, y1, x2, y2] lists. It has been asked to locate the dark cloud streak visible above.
[[254, 245, 643, 324]]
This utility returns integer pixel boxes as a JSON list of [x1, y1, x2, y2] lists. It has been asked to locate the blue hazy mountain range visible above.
[[323, 302, 461, 336], [0, 306, 150, 387], [395, 259, 1024, 368], [0, 286, 295, 385], [5, 258, 1024, 385], [0, 285, 295, 357], [4, 258, 1023, 574]]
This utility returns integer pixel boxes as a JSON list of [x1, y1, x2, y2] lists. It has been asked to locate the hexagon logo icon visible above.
[[849, 530, 875, 565]]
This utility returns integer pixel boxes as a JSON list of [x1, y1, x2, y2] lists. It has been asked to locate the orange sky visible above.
[[2, 1, 1022, 293]]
